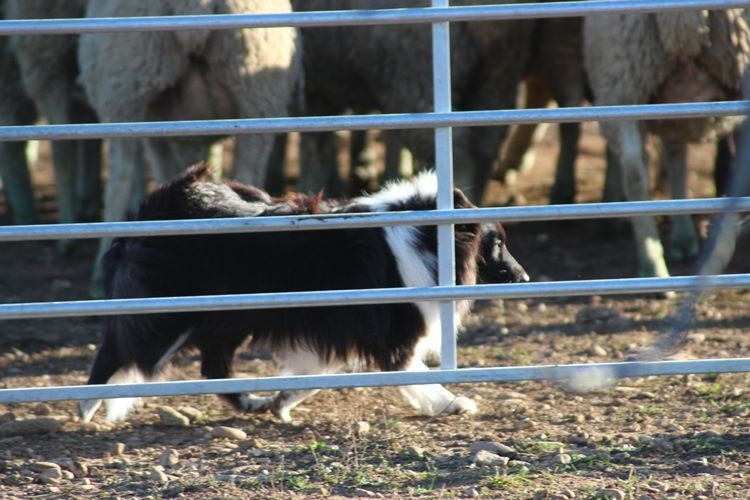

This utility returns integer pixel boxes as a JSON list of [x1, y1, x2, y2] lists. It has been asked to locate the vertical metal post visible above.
[[431, 0, 457, 370]]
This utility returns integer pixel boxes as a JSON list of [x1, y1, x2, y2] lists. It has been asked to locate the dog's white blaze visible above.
[[103, 365, 146, 421], [355, 170, 438, 211]]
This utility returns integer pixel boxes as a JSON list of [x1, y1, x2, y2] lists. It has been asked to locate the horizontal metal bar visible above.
[[0, 0, 743, 36], [2, 357, 750, 404], [0, 102, 747, 142], [1, 274, 749, 320], [2, 197, 749, 242]]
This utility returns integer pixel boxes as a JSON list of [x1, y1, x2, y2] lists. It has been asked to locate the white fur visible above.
[[355, 170, 438, 211], [81, 332, 189, 422], [398, 357, 477, 416], [270, 347, 343, 422]]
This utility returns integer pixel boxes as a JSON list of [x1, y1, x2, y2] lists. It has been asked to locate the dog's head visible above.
[[477, 223, 529, 284]]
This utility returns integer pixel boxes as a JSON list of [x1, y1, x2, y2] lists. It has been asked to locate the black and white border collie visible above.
[[79, 163, 529, 423]]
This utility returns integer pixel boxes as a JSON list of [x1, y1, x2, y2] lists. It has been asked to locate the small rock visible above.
[[79, 422, 100, 433], [31, 403, 52, 416], [157, 406, 190, 427], [61, 470, 74, 480], [688, 333, 706, 344], [557, 453, 572, 465], [473, 449, 509, 467], [39, 467, 63, 483], [406, 445, 425, 459], [514, 418, 534, 430], [597, 489, 626, 500], [211, 426, 247, 441], [178, 406, 203, 422], [588, 344, 608, 357], [639, 435, 674, 452], [31, 462, 61, 473], [149, 466, 169, 483], [465, 487, 480, 498], [0, 417, 62, 436], [355, 421, 370, 436], [0, 412, 15, 424], [47, 486, 62, 494], [111, 442, 126, 456], [160, 448, 180, 468], [470, 441, 517, 457]]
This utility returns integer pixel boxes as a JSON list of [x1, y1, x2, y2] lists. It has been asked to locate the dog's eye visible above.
[[496, 239, 504, 249]]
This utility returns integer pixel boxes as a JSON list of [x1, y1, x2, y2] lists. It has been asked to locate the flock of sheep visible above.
[[0, 0, 747, 294]]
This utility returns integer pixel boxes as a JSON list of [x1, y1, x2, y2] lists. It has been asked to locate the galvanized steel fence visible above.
[[1, 0, 750, 406]]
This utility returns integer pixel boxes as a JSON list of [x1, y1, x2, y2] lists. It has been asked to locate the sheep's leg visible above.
[[0, 141, 36, 225], [497, 75, 552, 178], [549, 121, 581, 204], [662, 140, 698, 261], [231, 134, 275, 189], [297, 132, 345, 196], [265, 133, 288, 196], [383, 132, 414, 182], [608, 121, 670, 278], [714, 131, 738, 197], [602, 146, 624, 202], [90, 138, 140, 298], [396, 356, 477, 417], [129, 143, 147, 215], [75, 138, 103, 222], [270, 348, 342, 423]]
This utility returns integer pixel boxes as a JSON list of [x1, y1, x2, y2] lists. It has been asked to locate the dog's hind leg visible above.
[[198, 335, 268, 413], [270, 347, 341, 423], [396, 356, 478, 417], [79, 333, 131, 422]]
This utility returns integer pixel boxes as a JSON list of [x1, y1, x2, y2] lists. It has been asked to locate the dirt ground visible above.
[[1, 123, 750, 499]]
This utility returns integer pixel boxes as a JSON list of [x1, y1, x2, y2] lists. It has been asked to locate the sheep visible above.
[[0, 2, 36, 225], [6, 0, 102, 230], [78, 0, 301, 296], [494, 15, 587, 205], [294, 0, 536, 204], [584, 9, 749, 278]]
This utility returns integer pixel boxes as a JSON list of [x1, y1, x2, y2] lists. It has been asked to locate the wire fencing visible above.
[[0, 0, 749, 406]]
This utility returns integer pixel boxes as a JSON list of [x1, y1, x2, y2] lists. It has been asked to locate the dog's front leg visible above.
[[398, 358, 478, 416]]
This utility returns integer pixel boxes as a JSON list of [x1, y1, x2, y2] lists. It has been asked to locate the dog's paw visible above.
[[78, 399, 102, 422], [240, 394, 273, 413], [271, 405, 293, 423], [445, 396, 478, 415]]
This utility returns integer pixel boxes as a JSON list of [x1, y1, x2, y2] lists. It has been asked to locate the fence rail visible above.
[[1, 0, 749, 407], [1, 197, 749, 241], [0, 0, 745, 35], [2, 358, 750, 405], [1, 274, 749, 321], [1, 102, 747, 142]]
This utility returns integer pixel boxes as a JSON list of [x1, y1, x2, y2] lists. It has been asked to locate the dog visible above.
[[79, 163, 529, 422]]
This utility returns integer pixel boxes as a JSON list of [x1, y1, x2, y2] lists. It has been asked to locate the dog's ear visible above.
[[452, 188, 476, 209], [452, 188, 480, 236], [184, 162, 212, 183]]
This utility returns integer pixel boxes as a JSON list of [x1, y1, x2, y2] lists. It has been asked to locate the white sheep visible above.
[[295, 0, 536, 204], [78, 0, 301, 296], [6, 0, 102, 229], [584, 9, 749, 278], [0, 7, 36, 225]]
